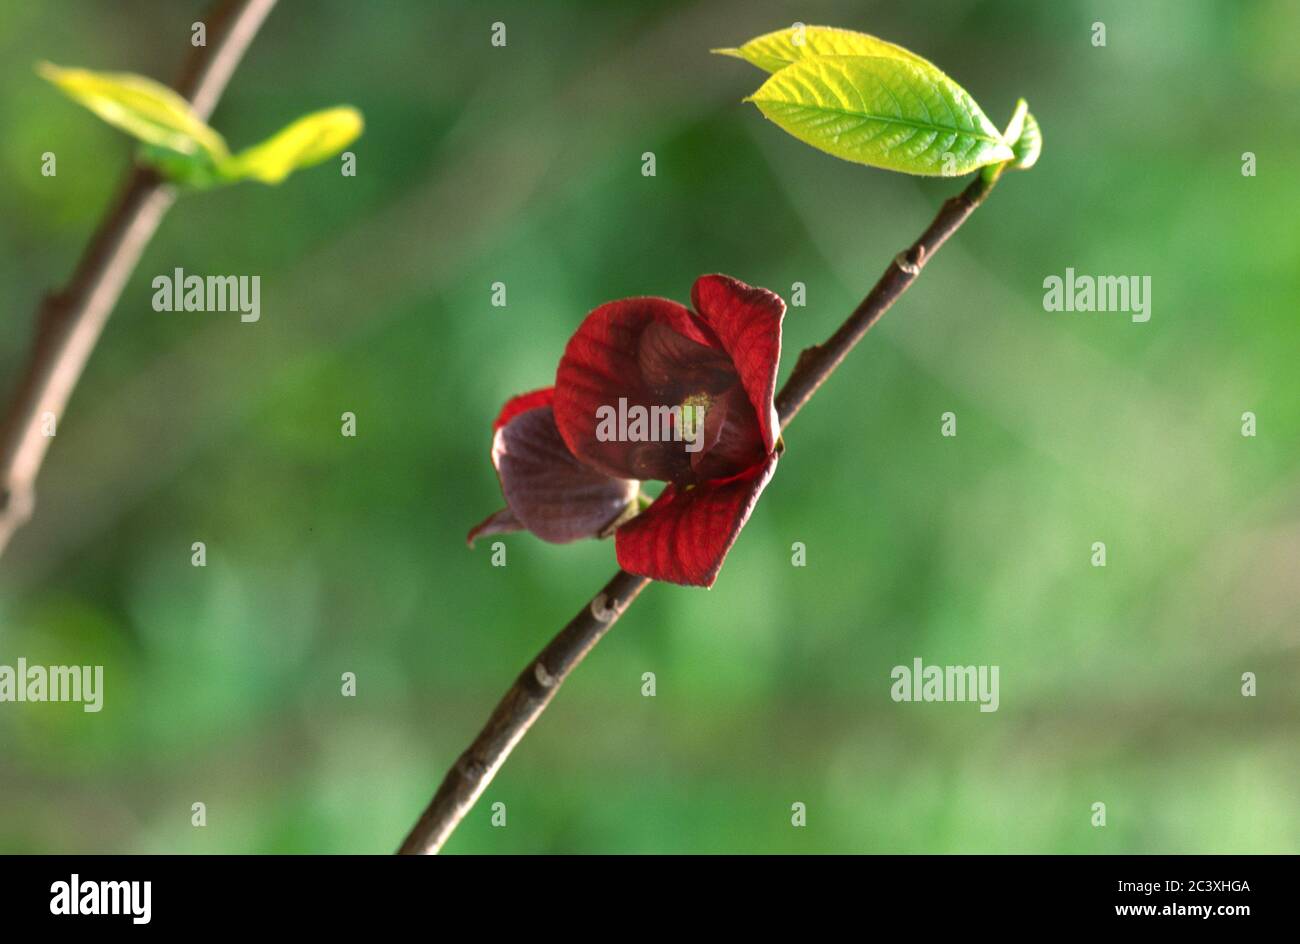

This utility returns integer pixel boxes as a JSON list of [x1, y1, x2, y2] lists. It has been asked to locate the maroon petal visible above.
[[492, 403, 638, 543], [615, 455, 778, 587], [467, 506, 523, 547], [690, 275, 784, 453], [494, 387, 555, 430], [637, 319, 734, 394], [554, 297, 730, 482]]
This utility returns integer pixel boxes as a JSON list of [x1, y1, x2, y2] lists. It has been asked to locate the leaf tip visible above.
[[340, 104, 365, 133], [36, 61, 70, 88]]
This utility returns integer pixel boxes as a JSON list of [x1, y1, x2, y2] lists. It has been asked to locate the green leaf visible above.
[[745, 55, 1015, 176], [217, 107, 363, 185], [997, 98, 1041, 171], [37, 62, 227, 160], [714, 25, 933, 74], [1010, 109, 1042, 170], [1001, 98, 1029, 149]]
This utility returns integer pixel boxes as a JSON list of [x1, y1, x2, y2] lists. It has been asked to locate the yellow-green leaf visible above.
[[997, 98, 1042, 171], [218, 106, 363, 185], [714, 25, 932, 74], [746, 55, 1014, 176], [1011, 110, 1042, 170], [37, 62, 227, 160]]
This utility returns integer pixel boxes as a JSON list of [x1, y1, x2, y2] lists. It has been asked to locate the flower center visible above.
[[679, 392, 710, 443]]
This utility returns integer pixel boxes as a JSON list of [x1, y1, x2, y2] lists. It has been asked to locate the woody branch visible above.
[[0, 0, 278, 559]]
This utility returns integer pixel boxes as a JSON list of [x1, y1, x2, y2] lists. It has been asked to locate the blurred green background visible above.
[[1, 0, 1297, 854]]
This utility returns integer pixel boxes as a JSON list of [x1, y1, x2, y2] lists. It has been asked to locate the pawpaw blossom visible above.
[[469, 274, 784, 587]]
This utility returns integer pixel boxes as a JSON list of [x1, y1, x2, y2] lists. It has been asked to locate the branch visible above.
[[0, 0, 278, 559], [396, 569, 651, 855], [397, 166, 1007, 855], [775, 167, 1003, 427]]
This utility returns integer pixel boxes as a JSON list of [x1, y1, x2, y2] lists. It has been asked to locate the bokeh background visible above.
[[1, 0, 1297, 853]]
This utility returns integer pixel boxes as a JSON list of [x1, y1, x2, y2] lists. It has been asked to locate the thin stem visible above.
[[775, 167, 1003, 427], [397, 166, 1008, 854], [0, 0, 278, 559], [397, 569, 651, 855]]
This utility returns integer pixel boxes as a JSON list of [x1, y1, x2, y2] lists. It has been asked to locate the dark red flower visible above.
[[469, 274, 784, 587]]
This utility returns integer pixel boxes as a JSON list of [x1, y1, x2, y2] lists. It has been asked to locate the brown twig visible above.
[[775, 166, 1003, 427], [0, 0, 278, 558], [397, 166, 1008, 854], [397, 569, 651, 854]]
